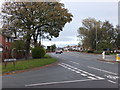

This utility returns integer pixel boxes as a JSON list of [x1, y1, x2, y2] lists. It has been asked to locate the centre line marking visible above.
[[70, 61, 80, 65], [25, 79, 99, 87], [88, 66, 117, 75]]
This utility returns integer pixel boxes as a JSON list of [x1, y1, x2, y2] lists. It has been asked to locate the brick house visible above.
[[0, 34, 15, 61]]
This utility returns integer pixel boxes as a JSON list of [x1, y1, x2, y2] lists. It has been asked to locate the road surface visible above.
[[2, 52, 119, 88]]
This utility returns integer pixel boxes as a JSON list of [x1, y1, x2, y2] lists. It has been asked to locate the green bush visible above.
[[87, 49, 95, 53], [105, 51, 110, 55], [94, 51, 103, 54], [32, 47, 46, 58]]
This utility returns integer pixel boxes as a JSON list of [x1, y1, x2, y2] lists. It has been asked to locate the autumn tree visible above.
[[1, 2, 73, 55]]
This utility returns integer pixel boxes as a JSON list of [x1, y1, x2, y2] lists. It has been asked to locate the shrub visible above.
[[105, 51, 110, 55], [32, 47, 46, 58], [87, 49, 95, 53], [94, 51, 103, 54]]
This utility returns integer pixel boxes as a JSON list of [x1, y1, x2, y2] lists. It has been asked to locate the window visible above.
[[6, 46, 8, 50], [6, 38, 8, 42], [6, 37, 9, 42]]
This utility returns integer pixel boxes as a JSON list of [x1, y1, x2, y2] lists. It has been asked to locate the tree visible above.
[[1, 2, 73, 55], [11, 40, 25, 58], [115, 25, 120, 49], [98, 21, 115, 50], [51, 44, 56, 52], [78, 18, 116, 51], [78, 18, 100, 50], [11, 40, 25, 50]]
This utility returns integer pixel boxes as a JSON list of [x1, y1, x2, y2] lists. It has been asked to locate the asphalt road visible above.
[[2, 52, 119, 88]]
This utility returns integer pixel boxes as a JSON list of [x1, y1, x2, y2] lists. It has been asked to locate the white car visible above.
[[55, 49, 63, 54]]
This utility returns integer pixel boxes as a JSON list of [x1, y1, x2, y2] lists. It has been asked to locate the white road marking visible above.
[[61, 63, 104, 79], [107, 80, 116, 84], [87, 77, 96, 80], [25, 79, 99, 87], [70, 61, 80, 65], [103, 62, 114, 64], [75, 71, 81, 73], [88, 66, 117, 75], [59, 64, 75, 72], [95, 76, 105, 80], [81, 74, 87, 76], [104, 75, 119, 80], [59, 63, 104, 80]]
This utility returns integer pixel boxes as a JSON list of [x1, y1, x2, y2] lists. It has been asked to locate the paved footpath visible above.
[[97, 54, 119, 62]]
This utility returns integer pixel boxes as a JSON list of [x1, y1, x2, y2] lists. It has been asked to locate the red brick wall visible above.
[[0, 35, 2, 44], [0, 35, 12, 61]]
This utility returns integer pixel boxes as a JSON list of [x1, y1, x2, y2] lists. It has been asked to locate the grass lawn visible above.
[[2, 54, 57, 73]]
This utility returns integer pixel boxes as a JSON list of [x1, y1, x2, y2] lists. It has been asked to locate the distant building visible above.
[[63, 45, 84, 51]]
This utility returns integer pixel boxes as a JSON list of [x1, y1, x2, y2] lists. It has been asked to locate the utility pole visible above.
[[96, 23, 97, 51]]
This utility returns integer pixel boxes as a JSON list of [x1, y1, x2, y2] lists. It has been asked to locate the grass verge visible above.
[[2, 54, 57, 73]]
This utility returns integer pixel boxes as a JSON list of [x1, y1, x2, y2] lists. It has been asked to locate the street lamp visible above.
[[95, 23, 97, 51], [0, 44, 3, 63]]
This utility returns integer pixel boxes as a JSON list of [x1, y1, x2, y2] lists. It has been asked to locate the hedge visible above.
[[32, 47, 46, 58]]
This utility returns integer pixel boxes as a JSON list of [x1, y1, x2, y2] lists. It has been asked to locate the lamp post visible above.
[[95, 23, 97, 51], [0, 44, 3, 63]]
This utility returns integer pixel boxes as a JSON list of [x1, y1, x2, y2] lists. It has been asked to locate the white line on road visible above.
[[61, 63, 103, 78], [87, 77, 97, 80], [69, 61, 80, 65], [59, 63, 104, 80], [107, 80, 116, 84], [25, 79, 99, 87], [103, 62, 114, 64], [104, 75, 119, 80], [75, 71, 81, 73], [88, 66, 117, 75], [81, 74, 87, 76]]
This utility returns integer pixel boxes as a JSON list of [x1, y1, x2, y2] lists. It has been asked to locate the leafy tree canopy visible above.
[[1, 2, 73, 53]]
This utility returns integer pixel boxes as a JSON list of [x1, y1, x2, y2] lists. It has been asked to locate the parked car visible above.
[[55, 49, 63, 54]]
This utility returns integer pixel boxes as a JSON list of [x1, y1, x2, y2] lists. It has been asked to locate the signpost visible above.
[[4, 59, 16, 68]]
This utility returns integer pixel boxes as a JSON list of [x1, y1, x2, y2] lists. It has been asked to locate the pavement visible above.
[[97, 54, 118, 62], [2, 52, 120, 89]]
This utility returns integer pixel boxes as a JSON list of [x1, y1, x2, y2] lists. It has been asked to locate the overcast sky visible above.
[[43, 1, 118, 47], [0, 0, 118, 47]]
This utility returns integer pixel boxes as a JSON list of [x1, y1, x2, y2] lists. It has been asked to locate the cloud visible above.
[[61, 0, 118, 2], [42, 40, 79, 47], [43, 2, 117, 47]]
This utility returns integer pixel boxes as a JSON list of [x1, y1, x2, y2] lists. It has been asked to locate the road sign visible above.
[[4, 59, 16, 68], [4, 59, 16, 62], [116, 54, 120, 61]]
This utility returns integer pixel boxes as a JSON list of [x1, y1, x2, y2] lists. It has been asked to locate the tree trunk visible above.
[[25, 37, 31, 60], [33, 35, 42, 47], [34, 38, 38, 47]]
